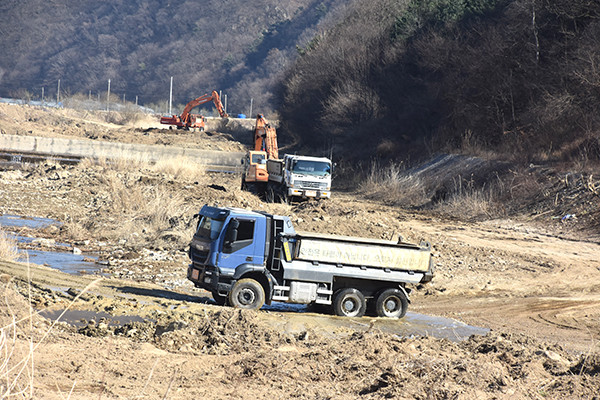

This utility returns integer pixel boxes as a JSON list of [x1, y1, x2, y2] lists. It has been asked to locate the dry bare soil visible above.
[[0, 104, 599, 399]]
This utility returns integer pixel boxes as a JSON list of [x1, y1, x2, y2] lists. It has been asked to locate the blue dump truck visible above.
[[188, 205, 434, 318]]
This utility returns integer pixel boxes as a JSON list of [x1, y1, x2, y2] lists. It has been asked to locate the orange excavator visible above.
[[160, 90, 228, 130], [241, 114, 278, 192]]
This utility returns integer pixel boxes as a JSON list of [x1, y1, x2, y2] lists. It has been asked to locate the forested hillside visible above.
[[0, 0, 349, 115], [280, 0, 600, 164], [2, 0, 599, 165]]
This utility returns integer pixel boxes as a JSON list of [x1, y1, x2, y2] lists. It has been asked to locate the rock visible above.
[[155, 320, 189, 336], [32, 238, 55, 247], [72, 247, 82, 255], [178, 343, 195, 352]]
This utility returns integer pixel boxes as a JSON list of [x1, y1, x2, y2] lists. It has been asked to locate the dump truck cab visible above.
[[188, 205, 294, 306]]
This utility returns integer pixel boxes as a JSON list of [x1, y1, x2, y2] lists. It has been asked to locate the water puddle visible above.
[[19, 249, 99, 275], [1, 214, 101, 275], [39, 309, 152, 328], [376, 312, 489, 341], [265, 302, 489, 341], [0, 214, 60, 229]]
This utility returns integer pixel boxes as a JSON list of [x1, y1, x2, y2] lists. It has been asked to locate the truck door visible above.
[[218, 217, 262, 270]]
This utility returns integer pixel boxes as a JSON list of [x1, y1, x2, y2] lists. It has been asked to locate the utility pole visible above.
[[224, 94, 228, 115], [107, 79, 111, 111], [89, 90, 91, 101], [41, 87, 44, 104], [169, 76, 173, 115], [135, 95, 138, 106], [249, 98, 253, 117], [57, 79, 60, 105]]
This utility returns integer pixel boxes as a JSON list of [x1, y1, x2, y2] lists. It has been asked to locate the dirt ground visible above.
[[0, 104, 599, 399]]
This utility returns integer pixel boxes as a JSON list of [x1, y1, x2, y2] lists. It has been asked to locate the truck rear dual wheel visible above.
[[228, 278, 265, 310], [375, 288, 408, 318], [333, 288, 366, 318]]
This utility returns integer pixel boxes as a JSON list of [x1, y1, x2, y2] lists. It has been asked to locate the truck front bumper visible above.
[[288, 188, 331, 199], [187, 264, 232, 293]]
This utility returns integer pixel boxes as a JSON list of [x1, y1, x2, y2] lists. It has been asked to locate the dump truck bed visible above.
[[288, 232, 431, 273]]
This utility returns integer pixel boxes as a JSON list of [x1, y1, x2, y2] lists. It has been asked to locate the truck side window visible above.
[[223, 219, 255, 253], [236, 220, 254, 241]]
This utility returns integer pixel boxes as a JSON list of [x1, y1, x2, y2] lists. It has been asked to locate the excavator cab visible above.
[[241, 150, 269, 192], [241, 114, 278, 194]]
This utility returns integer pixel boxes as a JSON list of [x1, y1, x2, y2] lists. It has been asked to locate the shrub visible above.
[[0, 230, 18, 262]]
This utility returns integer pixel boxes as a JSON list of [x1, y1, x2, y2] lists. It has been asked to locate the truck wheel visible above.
[[211, 290, 228, 306], [375, 288, 408, 318], [333, 288, 366, 317], [229, 278, 265, 310]]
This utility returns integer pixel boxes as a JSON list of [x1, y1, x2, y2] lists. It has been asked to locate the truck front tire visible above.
[[375, 288, 408, 318], [229, 278, 265, 310], [333, 288, 366, 317]]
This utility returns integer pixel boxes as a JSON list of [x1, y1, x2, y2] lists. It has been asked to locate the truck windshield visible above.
[[292, 160, 331, 176], [196, 216, 225, 240]]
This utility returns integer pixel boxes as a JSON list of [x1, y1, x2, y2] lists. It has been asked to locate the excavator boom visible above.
[[253, 114, 278, 159], [160, 90, 228, 130]]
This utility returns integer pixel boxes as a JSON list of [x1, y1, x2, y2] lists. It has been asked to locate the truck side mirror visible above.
[[224, 219, 239, 246], [241, 158, 244, 165]]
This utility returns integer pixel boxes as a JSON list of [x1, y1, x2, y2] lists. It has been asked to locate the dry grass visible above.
[[432, 182, 500, 219], [79, 155, 206, 181], [0, 277, 101, 398], [71, 156, 202, 247], [151, 157, 207, 180], [0, 230, 19, 262], [359, 161, 505, 219], [88, 171, 192, 243], [359, 161, 428, 206], [78, 155, 149, 170]]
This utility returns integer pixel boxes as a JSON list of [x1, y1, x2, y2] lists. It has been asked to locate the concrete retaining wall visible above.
[[0, 134, 244, 170]]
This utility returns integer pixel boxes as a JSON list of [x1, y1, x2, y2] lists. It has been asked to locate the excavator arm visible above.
[[253, 114, 278, 159], [180, 90, 228, 124], [160, 90, 228, 129]]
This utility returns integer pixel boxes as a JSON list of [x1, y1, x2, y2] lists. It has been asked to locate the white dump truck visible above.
[[188, 205, 434, 318], [265, 154, 332, 203]]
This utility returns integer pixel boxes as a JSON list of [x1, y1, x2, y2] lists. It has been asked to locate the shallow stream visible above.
[[0, 214, 100, 274]]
